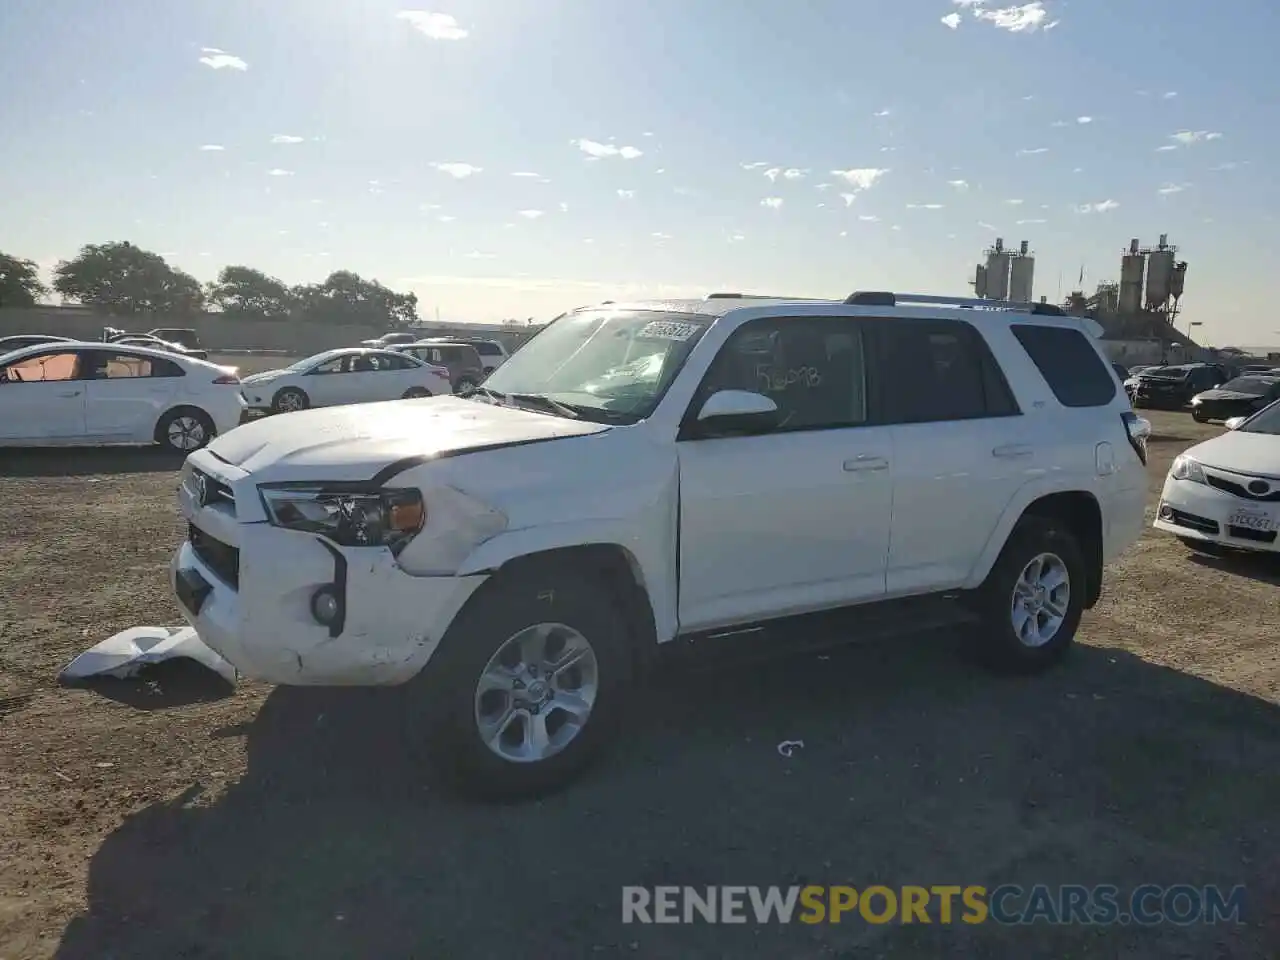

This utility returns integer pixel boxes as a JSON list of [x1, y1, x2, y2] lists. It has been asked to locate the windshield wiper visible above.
[[507, 393, 583, 420]]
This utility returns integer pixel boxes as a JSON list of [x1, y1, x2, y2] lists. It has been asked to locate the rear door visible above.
[[0, 350, 87, 441], [867, 317, 1029, 595], [82, 350, 184, 440]]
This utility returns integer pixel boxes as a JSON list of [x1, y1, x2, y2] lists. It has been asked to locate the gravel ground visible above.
[[0, 409, 1278, 959]]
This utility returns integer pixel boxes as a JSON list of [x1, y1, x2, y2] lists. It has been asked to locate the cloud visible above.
[[267, 168, 293, 177], [906, 203, 945, 210], [740, 161, 770, 170], [616, 189, 636, 199], [1076, 199, 1119, 213], [761, 197, 784, 209], [831, 168, 889, 190], [432, 161, 482, 178], [1169, 130, 1222, 145], [764, 167, 782, 181], [1017, 147, 1049, 156], [729, 233, 746, 242], [1005, 198, 1024, 205], [941, 12, 962, 28], [839, 193, 857, 207], [511, 171, 541, 178], [437, 215, 456, 222], [652, 232, 672, 241], [271, 134, 304, 144], [783, 168, 807, 180], [1157, 183, 1189, 195], [558, 202, 569, 212], [873, 108, 891, 117], [1155, 145, 1178, 152], [518, 209, 544, 219], [198, 47, 247, 71], [972, 2, 1051, 32], [978, 221, 997, 230], [198, 144, 224, 151], [1051, 120, 1069, 128], [947, 179, 969, 190], [815, 182, 832, 191], [1016, 218, 1047, 224], [1162, 91, 1177, 99], [396, 11, 469, 40], [465, 251, 496, 259], [1076, 116, 1093, 124], [574, 139, 643, 159], [858, 215, 880, 222], [1211, 161, 1241, 171]]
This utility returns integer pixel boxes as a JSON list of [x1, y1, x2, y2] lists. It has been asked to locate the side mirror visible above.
[[1224, 416, 1246, 430], [693, 389, 780, 436]]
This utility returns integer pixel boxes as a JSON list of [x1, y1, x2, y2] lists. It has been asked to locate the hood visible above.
[[1194, 389, 1262, 403], [1189, 430, 1280, 478], [240, 368, 289, 384], [206, 395, 610, 484]]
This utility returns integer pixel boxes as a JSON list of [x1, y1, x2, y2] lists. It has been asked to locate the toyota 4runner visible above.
[[171, 291, 1150, 798]]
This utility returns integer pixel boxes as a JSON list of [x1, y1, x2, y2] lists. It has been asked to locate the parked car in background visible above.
[[392, 340, 486, 394], [110, 334, 209, 361], [436, 336, 509, 374], [0, 342, 243, 451], [1132, 364, 1225, 410], [1190, 375, 1280, 423], [360, 332, 420, 349], [1238, 364, 1275, 375], [148, 328, 202, 351], [0, 334, 76, 357], [1156, 396, 1280, 554], [238, 347, 453, 413], [1110, 362, 1129, 382]]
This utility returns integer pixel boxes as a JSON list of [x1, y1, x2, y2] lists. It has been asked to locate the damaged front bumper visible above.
[[170, 524, 486, 686]]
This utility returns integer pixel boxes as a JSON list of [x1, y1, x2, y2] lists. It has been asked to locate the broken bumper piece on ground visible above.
[[58, 626, 238, 685]]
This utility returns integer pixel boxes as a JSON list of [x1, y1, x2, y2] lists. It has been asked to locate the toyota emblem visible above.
[[1247, 479, 1270, 496], [194, 472, 209, 507]]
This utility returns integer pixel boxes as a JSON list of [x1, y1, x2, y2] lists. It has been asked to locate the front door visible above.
[[0, 350, 87, 441], [677, 316, 893, 633]]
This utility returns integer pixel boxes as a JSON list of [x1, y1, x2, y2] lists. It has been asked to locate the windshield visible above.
[[1239, 399, 1280, 435], [1217, 377, 1274, 395], [1143, 367, 1187, 380], [478, 309, 711, 422]]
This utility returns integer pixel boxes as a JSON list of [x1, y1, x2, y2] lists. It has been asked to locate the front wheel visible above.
[[402, 387, 431, 399], [405, 567, 634, 800], [156, 408, 215, 452], [272, 387, 309, 414], [1192, 408, 1207, 423], [966, 516, 1086, 674], [454, 377, 478, 396]]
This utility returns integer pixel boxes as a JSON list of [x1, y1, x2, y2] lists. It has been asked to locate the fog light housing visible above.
[[1158, 504, 1174, 521], [311, 586, 341, 626]]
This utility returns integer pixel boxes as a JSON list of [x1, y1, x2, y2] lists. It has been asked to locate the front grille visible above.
[[191, 469, 235, 508], [1205, 474, 1280, 503], [189, 523, 240, 588]]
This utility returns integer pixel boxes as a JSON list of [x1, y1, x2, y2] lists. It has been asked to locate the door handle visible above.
[[843, 455, 889, 472], [57, 390, 82, 398], [992, 443, 1033, 459]]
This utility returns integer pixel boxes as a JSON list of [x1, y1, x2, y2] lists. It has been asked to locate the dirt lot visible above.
[[1, 410, 1278, 959]]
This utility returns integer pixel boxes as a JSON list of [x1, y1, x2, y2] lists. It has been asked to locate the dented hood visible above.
[[206, 396, 610, 484]]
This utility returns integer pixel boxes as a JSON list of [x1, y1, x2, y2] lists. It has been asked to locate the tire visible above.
[[1191, 409, 1207, 423], [966, 515, 1086, 674], [272, 387, 309, 414], [405, 565, 635, 800], [454, 377, 478, 396], [402, 387, 431, 399], [155, 408, 215, 453]]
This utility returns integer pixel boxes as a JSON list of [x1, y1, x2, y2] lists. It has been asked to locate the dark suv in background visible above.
[[1131, 363, 1229, 410]]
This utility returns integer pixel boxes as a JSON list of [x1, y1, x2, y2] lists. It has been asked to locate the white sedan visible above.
[[0, 342, 245, 451], [238, 347, 453, 414], [1154, 400, 1280, 554]]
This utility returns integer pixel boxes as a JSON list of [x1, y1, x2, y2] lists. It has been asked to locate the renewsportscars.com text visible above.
[[622, 884, 1246, 926]]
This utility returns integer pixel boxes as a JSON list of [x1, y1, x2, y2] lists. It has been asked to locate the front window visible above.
[[477, 309, 711, 422]]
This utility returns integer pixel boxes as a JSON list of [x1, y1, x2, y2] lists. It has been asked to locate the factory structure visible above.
[[969, 233, 1205, 366]]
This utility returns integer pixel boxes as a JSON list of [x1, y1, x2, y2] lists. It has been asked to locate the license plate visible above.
[[176, 567, 213, 615], [1229, 509, 1274, 532]]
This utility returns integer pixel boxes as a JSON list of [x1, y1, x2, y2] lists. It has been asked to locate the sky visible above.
[[2, 0, 1278, 346]]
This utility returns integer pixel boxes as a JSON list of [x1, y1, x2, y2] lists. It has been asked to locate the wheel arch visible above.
[[967, 486, 1105, 608]]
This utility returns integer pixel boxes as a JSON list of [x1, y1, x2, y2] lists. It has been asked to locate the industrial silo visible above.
[[1145, 235, 1176, 309], [984, 238, 1012, 300], [1009, 240, 1035, 302], [1118, 239, 1145, 315]]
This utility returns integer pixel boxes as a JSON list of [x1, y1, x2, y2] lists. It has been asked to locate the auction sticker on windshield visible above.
[[638, 320, 702, 341]]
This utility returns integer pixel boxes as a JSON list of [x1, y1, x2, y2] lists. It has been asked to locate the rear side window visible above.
[[874, 318, 1020, 424], [474, 342, 501, 356], [1011, 324, 1117, 408]]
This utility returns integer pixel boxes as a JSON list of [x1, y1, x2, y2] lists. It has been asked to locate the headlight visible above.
[[1190, 395, 1203, 405], [1170, 456, 1207, 485], [259, 485, 425, 552]]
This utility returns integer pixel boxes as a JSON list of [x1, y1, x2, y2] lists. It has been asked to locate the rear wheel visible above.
[[156, 408, 215, 453], [272, 387, 309, 413], [405, 566, 634, 800], [967, 516, 1085, 674], [402, 387, 431, 399], [454, 377, 478, 396]]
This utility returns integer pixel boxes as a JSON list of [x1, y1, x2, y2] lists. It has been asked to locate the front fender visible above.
[[455, 513, 679, 644], [961, 475, 1101, 589]]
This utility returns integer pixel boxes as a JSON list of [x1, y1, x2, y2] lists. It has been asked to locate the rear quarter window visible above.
[[1010, 324, 1117, 408]]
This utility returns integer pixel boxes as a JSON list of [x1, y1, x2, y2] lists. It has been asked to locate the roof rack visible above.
[[843, 291, 1065, 316], [705, 292, 828, 301]]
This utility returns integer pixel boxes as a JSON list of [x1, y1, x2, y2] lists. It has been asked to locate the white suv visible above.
[[170, 292, 1149, 798]]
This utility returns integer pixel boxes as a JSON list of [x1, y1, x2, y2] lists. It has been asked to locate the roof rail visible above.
[[843, 291, 1066, 316], [705, 292, 828, 301]]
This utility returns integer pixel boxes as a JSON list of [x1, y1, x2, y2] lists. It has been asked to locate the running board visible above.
[[660, 593, 979, 672]]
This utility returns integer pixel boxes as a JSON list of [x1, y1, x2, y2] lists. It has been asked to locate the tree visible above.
[[0, 252, 48, 307], [292, 270, 419, 327], [207, 265, 297, 320], [52, 241, 206, 315]]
